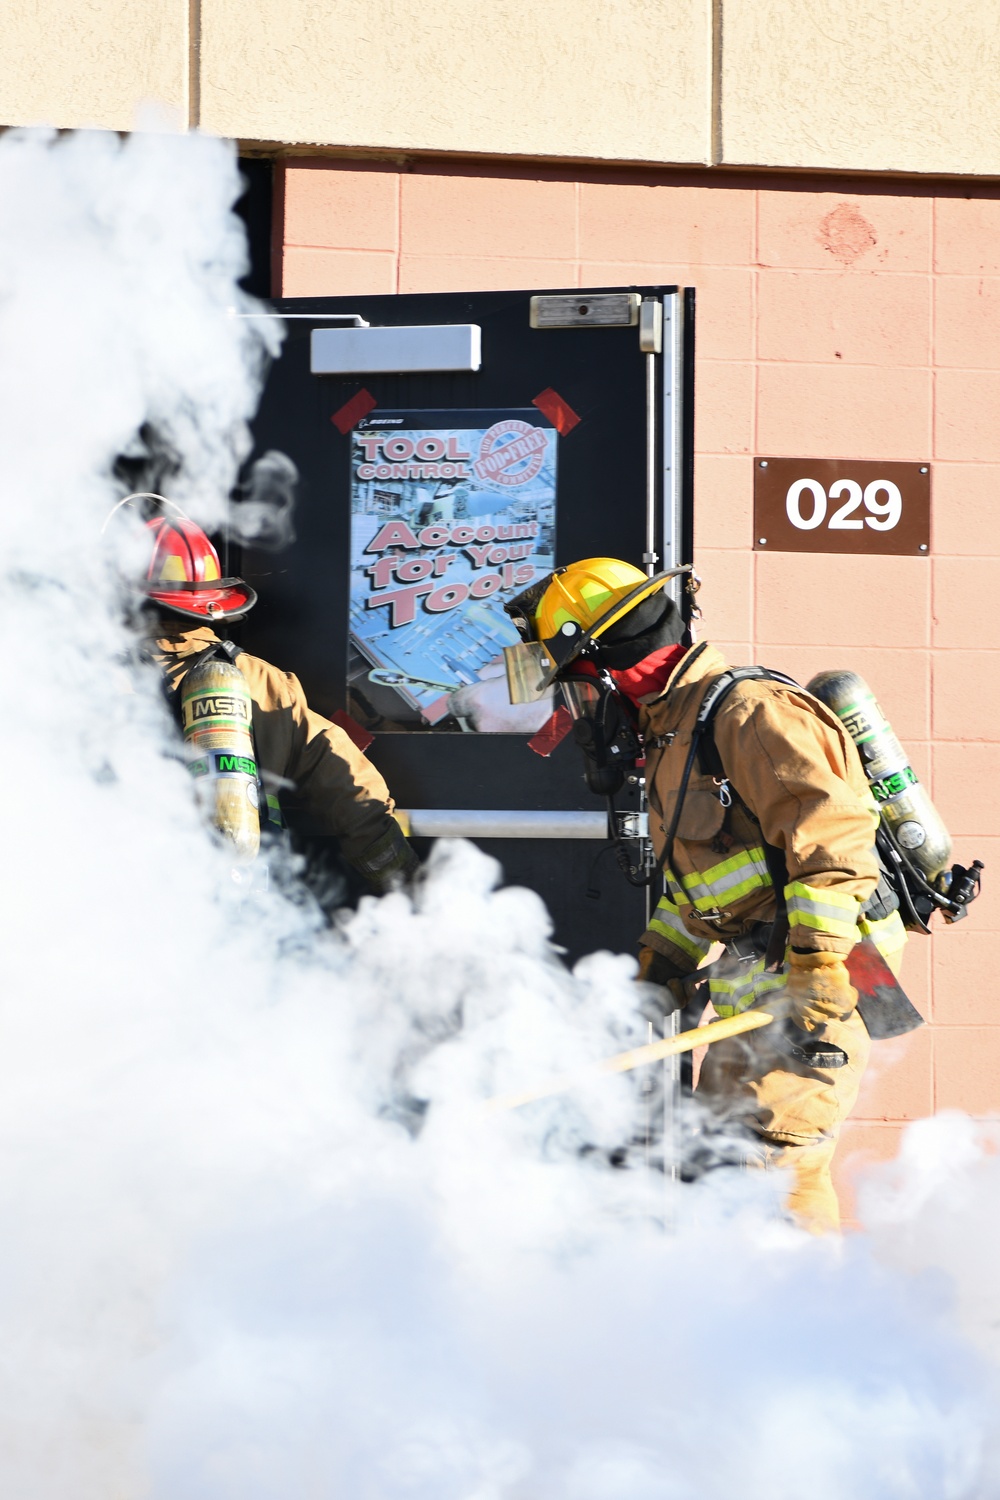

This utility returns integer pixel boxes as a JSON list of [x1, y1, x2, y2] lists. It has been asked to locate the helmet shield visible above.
[[503, 641, 554, 705]]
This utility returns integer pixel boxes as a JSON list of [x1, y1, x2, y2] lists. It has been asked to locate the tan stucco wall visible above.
[[0, 0, 188, 131], [722, 0, 1000, 175], [198, 0, 713, 164], [3, 0, 1000, 177]]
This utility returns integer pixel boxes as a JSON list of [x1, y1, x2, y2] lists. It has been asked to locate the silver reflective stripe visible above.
[[647, 898, 713, 966], [667, 847, 771, 913], [710, 960, 786, 1018], [787, 894, 859, 926], [785, 883, 861, 940]]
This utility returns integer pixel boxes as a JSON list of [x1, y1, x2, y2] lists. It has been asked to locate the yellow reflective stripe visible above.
[[786, 880, 859, 913], [710, 958, 785, 1018], [704, 859, 772, 907], [699, 844, 768, 886], [263, 791, 285, 829], [785, 881, 860, 939], [858, 909, 907, 961], [709, 968, 761, 1016], [665, 864, 714, 906], [648, 898, 713, 965], [709, 974, 785, 1001], [646, 925, 711, 966], [666, 845, 773, 913], [709, 967, 761, 997]]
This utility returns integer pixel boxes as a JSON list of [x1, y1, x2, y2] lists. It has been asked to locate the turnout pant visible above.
[[696, 1007, 872, 1234]]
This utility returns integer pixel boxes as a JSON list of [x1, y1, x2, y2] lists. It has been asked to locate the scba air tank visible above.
[[807, 669, 951, 883], [181, 657, 260, 861]]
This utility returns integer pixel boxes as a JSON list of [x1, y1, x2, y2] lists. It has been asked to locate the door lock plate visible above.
[[530, 292, 641, 329]]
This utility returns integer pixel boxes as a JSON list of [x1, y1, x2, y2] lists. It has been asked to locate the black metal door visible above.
[[239, 287, 693, 963]]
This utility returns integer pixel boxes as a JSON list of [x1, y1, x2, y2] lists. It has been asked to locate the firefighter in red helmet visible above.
[[139, 507, 259, 623], [115, 494, 418, 894]]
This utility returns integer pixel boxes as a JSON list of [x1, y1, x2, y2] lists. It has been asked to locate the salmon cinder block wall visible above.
[[276, 159, 1000, 1206]]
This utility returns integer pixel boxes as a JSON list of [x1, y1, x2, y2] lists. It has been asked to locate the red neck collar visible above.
[[608, 643, 687, 703]]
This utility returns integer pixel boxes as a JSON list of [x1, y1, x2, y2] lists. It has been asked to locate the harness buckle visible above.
[[698, 907, 729, 926], [714, 777, 733, 808], [724, 933, 760, 964], [724, 922, 774, 963]]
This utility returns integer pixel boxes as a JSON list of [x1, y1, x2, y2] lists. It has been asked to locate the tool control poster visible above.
[[348, 409, 557, 731]]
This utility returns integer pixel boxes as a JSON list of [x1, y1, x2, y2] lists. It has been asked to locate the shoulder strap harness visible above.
[[656, 665, 799, 969]]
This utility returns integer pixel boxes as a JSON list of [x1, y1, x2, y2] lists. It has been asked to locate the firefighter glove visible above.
[[784, 950, 858, 1033], [353, 821, 420, 894], [637, 946, 689, 1017]]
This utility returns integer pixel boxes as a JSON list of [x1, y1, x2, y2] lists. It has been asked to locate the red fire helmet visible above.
[[107, 494, 257, 623]]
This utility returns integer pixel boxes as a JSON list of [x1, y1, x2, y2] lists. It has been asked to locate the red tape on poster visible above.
[[331, 388, 377, 434], [532, 387, 581, 436], [528, 707, 573, 757]]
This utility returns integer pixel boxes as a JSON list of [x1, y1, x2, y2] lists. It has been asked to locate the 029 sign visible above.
[[753, 457, 930, 557], [785, 477, 902, 532]]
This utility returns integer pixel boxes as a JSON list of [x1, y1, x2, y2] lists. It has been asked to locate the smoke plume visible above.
[[0, 123, 998, 1500], [227, 449, 298, 551]]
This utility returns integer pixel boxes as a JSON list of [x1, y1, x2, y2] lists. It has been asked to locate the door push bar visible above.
[[396, 809, 649, 841]]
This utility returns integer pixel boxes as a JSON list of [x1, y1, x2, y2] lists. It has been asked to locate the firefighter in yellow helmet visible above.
[[505, 558, 908, 1234], [114, 495, 418, 895]]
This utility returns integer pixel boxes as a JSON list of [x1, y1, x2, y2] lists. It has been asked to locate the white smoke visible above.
[[227, 449, 298, 551], [0, 123, 999, 1500]]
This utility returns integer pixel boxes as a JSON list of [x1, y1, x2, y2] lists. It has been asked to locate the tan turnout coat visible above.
[[151, 625, 402, 874], [640, 643, 881, 970]]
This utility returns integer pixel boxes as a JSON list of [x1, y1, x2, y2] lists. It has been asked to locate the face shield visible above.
[[559, 675, 604, 722]]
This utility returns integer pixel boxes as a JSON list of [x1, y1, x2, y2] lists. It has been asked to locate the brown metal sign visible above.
[[753, 458, 930, 556]]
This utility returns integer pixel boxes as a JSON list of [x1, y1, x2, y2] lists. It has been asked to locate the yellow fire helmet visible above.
[[535, 558, 661, 644], [503, 558, 697, 703]]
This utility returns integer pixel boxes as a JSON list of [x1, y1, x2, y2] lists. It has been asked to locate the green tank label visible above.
[[837, 695, 884, 745], [214, 753, 257, 777], [185, 753, 257, 778], [870, 765, 918, 802]]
